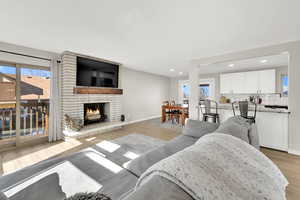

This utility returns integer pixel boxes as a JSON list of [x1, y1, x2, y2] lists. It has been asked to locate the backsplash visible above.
[[222, 94, 288, 106]]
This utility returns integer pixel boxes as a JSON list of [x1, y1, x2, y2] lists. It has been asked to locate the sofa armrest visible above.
[[182, 119, 219, 138]]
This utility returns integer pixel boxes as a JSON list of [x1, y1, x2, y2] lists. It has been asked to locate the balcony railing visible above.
[[0, 99, 49, 140]]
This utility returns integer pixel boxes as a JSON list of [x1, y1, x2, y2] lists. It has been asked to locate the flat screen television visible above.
[[76, 56, 119, 88]]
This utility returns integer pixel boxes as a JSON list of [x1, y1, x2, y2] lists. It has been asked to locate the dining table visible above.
[[161, 104, 189, 126]]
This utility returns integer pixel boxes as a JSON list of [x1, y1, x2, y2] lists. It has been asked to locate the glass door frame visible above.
[[0, 61, 50, 148]]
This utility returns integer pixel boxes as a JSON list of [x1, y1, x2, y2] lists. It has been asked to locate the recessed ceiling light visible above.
[[179, 72, 183, 75], [228, 64, 235, 67], [170, 69, 175, 72], [260, 60, 268, 63]]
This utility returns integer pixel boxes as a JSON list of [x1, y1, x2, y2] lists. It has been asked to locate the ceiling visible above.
[[198, 54, 289, 74], [0, 0, 299, 77]]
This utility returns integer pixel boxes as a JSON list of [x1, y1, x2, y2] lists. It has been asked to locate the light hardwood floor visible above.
[[0, 119, 299, 200]]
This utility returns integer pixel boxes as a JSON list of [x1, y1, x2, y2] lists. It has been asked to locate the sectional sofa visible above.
[[0, 117, 286, 200]]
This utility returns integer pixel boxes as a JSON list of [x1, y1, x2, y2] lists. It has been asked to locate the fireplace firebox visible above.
[[84, 103, 107, 125]]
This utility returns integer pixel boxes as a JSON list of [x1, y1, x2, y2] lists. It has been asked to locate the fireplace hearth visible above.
[[84, 103, 107, 125]]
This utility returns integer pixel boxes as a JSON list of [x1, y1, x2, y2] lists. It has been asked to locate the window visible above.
[[182, 83, 190, 99], [281, 75, 288, 96], [199, 84, 210, 99], [178, 79, 215, 103]]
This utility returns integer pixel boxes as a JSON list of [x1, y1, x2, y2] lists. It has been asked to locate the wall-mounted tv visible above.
[[76, 56, 119, 88]]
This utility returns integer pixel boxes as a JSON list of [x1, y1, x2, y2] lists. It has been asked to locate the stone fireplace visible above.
[[84, 102, 110, 125]]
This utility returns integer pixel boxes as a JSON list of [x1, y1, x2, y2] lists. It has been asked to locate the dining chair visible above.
[[167, 100, 179, 124], [199, 99, 220, 123], [162, 101, 172, 121]]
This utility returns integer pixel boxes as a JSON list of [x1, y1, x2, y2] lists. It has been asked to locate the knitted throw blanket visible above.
[[136, 133, 288, 200]]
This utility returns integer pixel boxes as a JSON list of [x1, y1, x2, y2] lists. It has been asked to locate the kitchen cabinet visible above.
[[256, 112, 288, 151], [258, 70, 275, 93], [220, 69, 275, 94], [244, 71, 259, 94], [220, 73, 233, 94], [230, 72, 244, 93]]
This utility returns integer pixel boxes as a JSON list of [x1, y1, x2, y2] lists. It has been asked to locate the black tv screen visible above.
[[76, 56, 119, 88]]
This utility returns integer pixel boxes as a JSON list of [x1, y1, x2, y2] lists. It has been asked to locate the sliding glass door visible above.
[[20, 67, 50, 138], [0, 63, 50, 149], [0, 65, 17, 145]]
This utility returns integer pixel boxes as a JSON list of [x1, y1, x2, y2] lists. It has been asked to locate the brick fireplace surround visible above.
[[60, 51, 123, 137]]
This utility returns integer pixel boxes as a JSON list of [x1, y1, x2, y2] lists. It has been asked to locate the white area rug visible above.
[[84, 134, 167, 167]]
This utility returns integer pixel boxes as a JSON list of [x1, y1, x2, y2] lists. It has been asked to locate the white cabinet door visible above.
[[231, 73, 244, 93], [220, 73, 244, 94], [258, 70, 275, 93], [220, 74, 232, 94], [256, 112, 288, 151], [244, 71, 259, 94], [221, 69, 275, 94]]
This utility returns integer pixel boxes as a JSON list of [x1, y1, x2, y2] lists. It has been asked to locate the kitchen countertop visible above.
[[217, 103, 290, 114]]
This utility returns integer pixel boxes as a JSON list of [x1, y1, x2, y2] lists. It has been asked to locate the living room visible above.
[[0, 1, 300, 200]]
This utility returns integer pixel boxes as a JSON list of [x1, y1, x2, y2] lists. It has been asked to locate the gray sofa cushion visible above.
[[8, 173, 66, 200], [249, 124, 260, 149], [215, 116, 251, 143], [0, 192, 8, 200], [121, 175, 193, 200], [182, 120, 219, 138], [125, 135, 197, 177]]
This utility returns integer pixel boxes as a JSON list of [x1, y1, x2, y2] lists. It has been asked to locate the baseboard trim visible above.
[[124, 115, 161, 125], [288, 149, 300, 156]]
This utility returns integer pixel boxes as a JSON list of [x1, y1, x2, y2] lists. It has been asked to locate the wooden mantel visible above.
[[73, 87, 123, 95]]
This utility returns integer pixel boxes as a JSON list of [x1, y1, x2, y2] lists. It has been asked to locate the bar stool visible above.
[[232, 101, 257, 124], [199, 99, 220, 123]]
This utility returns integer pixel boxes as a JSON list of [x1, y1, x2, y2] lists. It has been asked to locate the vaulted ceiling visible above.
[[1, 0, 299, 77]]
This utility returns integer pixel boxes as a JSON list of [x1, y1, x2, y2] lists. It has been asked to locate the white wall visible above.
[[169, 77, 181, 102], [120, 67, 171, 122]]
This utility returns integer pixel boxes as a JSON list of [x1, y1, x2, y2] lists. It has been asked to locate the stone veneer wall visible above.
[[60, 52, 122, 128]]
